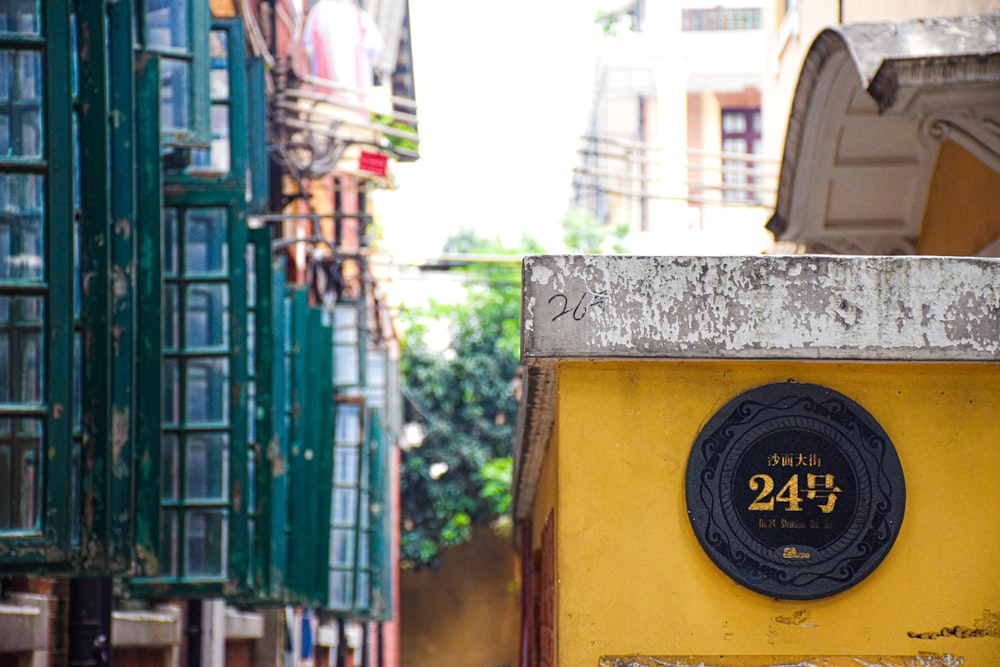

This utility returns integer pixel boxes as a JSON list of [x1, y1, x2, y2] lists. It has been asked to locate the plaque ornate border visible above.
[[685, 382, 905, 599]]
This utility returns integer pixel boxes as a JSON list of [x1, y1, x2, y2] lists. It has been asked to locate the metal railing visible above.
[[573, 134, 779, 209]]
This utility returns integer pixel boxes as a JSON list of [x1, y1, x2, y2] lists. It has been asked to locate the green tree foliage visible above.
[[399, 219, 625, 569], [561, 208, 630, 254], [399, 230, 540, 569]]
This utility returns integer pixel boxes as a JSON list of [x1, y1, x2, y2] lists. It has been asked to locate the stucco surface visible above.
[[522, 255, 1000, 362]]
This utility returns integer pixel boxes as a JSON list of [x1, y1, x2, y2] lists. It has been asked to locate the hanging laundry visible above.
[[301, 0, 384, 100]]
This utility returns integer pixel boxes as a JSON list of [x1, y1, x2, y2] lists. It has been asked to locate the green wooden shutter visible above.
[[0, 0, 75, 568], [285, 288, 336, 605], [246, 230, 291, 601]]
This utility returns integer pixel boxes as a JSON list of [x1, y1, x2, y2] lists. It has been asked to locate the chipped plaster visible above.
[[521, 255, 1000, 362]]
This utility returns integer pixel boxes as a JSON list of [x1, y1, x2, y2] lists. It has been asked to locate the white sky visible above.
[[374, 0, 613, 262]]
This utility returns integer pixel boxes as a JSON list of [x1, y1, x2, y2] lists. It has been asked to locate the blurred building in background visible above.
[[572, 0, 776, 255]]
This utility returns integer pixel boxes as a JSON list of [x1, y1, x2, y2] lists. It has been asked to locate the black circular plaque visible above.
[[685, 382, 905, 599]]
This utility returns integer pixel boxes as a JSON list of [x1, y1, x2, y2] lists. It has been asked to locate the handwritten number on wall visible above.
[[548, 291, 607, 322]]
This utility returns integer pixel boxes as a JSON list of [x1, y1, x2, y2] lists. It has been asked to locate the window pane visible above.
[[208, 30, 228, 98], [335, 445, 359, 485], [208, 103, 230, 172], [0, 295, 44, 404], [145, 0, 189, 50], [189, 102, 230, 172], [185, 510, 226, 577], [185, 209, 228, 274], [334, 344, 359, 387], [159, 58, 190, 132], [328, 570, 352, 607], [159, 509, 179, 576], [356, 571, 370, 608], [333, 306, 358, 343], [163, 284, 180, 349], [366, 351, 386, 388], [0, 50, 42, 158], [0, 174, 44, 280], [0, 0, 40, 35], [722, 112, 746, 134], [161, 433, 180, 501], [0, 417, 42, 531], [329, 528, 354, 567], [335, 404, 362, 444], [163, 208, 179, 276], [162, 357, 180, 424], [184, 357, 229, 425], [185, 433, 229, 500], [332, 487, 357, 526], [185, 283, 229, 349]]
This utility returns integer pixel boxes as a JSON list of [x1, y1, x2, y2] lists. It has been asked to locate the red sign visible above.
[[358, 151, 388, 177]]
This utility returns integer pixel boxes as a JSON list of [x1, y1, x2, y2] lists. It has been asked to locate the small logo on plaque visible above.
[[685, 382, 905, 599]]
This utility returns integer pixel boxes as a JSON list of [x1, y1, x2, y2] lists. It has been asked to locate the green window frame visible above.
[[0, 0, 76, 568], [333, 301, 362, 388], [132, 193, 251, 597], [160, 202, 245, 581], [131, 45, 253, 596], [326, 400, 393, 619], [137, 0, 210, 149], [171, 19, 250, 190], [329, 397, 367, 612]]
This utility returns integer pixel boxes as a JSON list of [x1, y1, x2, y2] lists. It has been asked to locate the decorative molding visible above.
[[921, 114, 1000, 174], [770, 16, 1000, 251]]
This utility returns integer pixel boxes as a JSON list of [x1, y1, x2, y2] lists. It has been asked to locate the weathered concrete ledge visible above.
[[514, 254, 999, 519], [521, 255, 1000, 362]]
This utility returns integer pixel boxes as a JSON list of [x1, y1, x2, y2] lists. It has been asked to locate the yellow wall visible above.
[[400, 527, 520, 667], [554, 360, 1000, 665], [918, 140, 1000, 256]]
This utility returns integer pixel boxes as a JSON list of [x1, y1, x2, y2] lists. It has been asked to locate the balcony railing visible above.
[[681, 7, 762, 31], [573, 134, 779, 209]]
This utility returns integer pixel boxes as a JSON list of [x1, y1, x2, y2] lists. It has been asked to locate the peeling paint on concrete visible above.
[[908, 610, 1000, 640], [521, 255, 1000, 362]]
